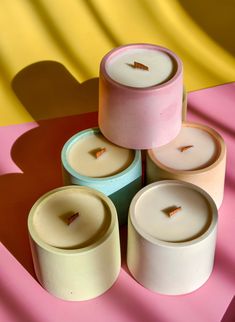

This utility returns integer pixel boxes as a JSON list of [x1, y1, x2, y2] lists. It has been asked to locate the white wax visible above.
[[135, 184, 211, 242], [33, 188, 110, 249], [106, 48, 175, 88], [67, 133, 134, 177], [152, 126, 218, 170]]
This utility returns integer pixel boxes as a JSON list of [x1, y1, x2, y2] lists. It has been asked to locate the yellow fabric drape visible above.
[[0, 0, 234, 126]]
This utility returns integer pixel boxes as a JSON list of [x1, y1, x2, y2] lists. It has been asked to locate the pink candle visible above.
[[99, 43, 183, 149]]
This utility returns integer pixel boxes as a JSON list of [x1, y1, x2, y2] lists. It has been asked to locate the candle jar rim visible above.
[[28, 185, 117, 254], [129, 180, 218, 248], [61, 127, 141, 182], [100, 43, 183, 91], [147, 122, 226, 175]]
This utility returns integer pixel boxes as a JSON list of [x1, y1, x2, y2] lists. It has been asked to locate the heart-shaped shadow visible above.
[[0, 61, 101, 276], [12, 60, 99, 120]]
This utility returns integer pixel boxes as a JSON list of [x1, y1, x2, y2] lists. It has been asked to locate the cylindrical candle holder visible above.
[[146, 122, 226, 208], [28, 186, 120, 301], [127, 180, 218, 295], [182, 86, 187, 121], [99, 43, 183, 149], [61, 128, 142, 225]]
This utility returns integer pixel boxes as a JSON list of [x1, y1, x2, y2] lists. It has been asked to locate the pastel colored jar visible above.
[[182, 86, 187, 121], [127, 180, 218, 295], [28, 185, 121, 301], [99, 43, 183, 149], [61, 128, 142, 225], [146, 122, 226, 208]]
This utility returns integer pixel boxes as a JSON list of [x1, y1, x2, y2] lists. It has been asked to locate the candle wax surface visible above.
[[67, 133, 134, 177], [105, 48, 176, 88], [134, 185, 211, 243], [152, 127, 218, 170], [33, 188, 110, 249]]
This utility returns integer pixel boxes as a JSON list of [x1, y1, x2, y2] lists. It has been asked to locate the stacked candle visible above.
[[146, 122, 226, 208], [27, 43, 226, 300], [28, 186, 120, 301], [99, 43, 184, 149], [61, 127, 142, 226], [98, 43, 226, 295]]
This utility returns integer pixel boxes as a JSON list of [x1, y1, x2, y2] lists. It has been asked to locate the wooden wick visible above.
[[179, 145, 194, 152], [95, 147, 106, 158], [127, 61, 149, 71], [67, 212, 79, 225], [167, 206, 182, 218]]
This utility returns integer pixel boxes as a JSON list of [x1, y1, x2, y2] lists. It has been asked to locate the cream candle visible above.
[[61, 128, 142, 225], [146, 122, 227, 208], [135, 183, 211, 243], [127, 180, 218, 295], [105, 47, 176, 88], [99, 43, 183, 149], [28, 186, 120, 301]]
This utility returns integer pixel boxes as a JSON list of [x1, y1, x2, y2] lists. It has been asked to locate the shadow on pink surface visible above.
[[221, 296, 235, 322], [188, 99, 235, 139], [0, 271, 42, 322], [0, 113, 98, 275], [0, 244, 168, 322], [103, 274, 169, 322]]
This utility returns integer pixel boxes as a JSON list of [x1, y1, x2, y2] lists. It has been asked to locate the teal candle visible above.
[[61, 128, 142, 225]]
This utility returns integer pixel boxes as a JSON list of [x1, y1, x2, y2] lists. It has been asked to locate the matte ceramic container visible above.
[[61, 128, 142, 225], [127, 180, 218, 295], [99, 43, 183, 149], [182, 86, 187, 121], [28, 186, 121, 301], [146, 122, 226, 208]]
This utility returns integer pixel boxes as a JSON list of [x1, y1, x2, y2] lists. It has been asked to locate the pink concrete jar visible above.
[[99, 43, 183, 149]]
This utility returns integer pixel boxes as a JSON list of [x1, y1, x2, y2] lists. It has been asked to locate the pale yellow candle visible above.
[[33, 187, 110, 249], [28, 186, 120, 301]]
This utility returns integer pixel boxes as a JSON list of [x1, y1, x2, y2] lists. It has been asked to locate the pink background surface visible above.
[[0, 83, 235, 322]]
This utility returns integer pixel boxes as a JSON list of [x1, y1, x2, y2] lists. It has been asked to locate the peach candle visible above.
[[146, 122, 226, 208], [99, 43, 183, 149], [127, 180, 218, 295], [28, 186, 120, 301]]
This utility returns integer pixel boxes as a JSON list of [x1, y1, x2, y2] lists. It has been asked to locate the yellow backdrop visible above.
[[1, 0, 234, 125]]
